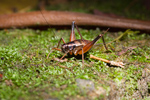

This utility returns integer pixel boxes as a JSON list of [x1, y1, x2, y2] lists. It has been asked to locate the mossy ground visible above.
[[0, 28, 150, 100], [0, 0, 150, 100]]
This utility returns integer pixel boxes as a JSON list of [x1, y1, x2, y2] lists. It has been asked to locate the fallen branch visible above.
[[90, 55, 125, 68], [0, 11, 150, 31]]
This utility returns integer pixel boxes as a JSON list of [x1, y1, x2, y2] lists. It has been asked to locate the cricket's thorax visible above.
[[61, 39, 90, 55]]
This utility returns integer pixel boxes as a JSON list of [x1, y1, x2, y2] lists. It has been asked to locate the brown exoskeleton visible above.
[[47, 21, 109, 65]]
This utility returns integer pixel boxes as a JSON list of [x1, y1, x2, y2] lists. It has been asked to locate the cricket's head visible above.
[[61, 43, 74, 54], [61, 44, 69, 53]]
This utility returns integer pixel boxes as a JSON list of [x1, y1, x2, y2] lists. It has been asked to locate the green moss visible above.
[[0, 28, 149, 99]]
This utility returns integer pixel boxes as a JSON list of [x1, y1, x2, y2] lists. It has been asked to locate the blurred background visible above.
[[0, 0, 150, 20]]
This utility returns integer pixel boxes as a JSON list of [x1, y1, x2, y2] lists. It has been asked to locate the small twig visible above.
[[90, 55, 125, 68]]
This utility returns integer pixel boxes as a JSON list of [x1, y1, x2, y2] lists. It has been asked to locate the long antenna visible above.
[[40, 10, 56, 36]]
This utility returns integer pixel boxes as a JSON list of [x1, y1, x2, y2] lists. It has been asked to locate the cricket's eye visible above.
[[68, 46, 72, 50]]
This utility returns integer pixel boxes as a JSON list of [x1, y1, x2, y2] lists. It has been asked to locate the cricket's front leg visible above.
[[47, 37, 65, 59]]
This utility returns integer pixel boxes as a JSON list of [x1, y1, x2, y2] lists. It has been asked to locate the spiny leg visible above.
[[100, 28, 110, 51], [77, 28, 109, 55], [57, 37, 66, 48], [101, 32, 108, 51], [70, 21, 76, 41], [82, 48, 84, 68], [70, 21, 84, 41], [75, 23, 83, 40], [47, 37, 65, 59], [47, 48, 61, 59], [55, 51, 69, 65], [60, 51, 69, 60]]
